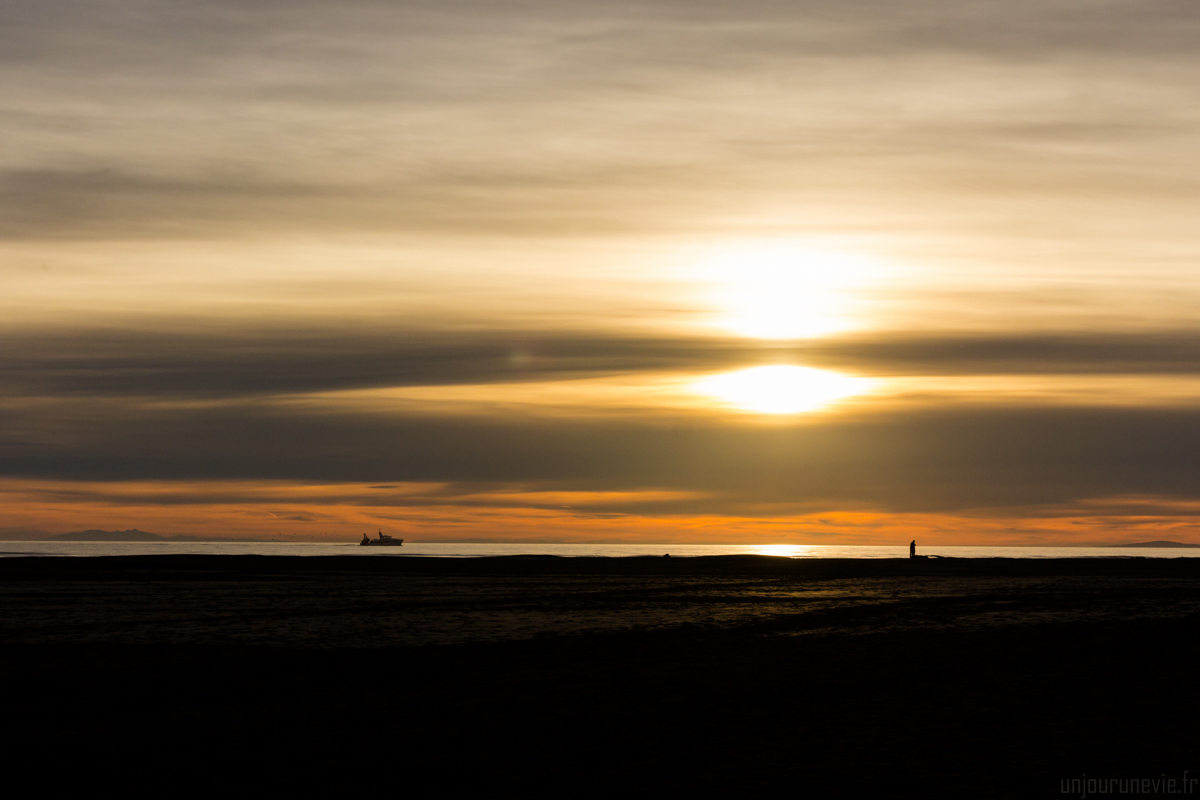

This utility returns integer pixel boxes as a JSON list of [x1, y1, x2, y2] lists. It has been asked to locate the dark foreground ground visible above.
[[3, 555, 1199, 797]]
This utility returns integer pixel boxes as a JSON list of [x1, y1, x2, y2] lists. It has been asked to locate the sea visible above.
[[0, 541, 1195, 559]]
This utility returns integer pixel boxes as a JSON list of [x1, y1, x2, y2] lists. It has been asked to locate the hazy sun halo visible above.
[[693, 243, 884, 340]]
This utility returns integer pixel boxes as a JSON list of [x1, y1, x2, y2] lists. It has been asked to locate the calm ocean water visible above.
[[0, 541, 1195, 559]]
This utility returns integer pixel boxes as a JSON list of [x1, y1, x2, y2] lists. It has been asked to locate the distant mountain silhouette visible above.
[[1108, 540, 1200, 548], [48, 529, 280, 543], [50, 529, 165, 542]]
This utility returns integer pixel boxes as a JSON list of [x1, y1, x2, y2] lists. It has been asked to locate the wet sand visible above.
[[4, 555, 1199, 796]]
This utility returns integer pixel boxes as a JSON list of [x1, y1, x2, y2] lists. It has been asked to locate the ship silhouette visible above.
[[360, 529, 403, 547]]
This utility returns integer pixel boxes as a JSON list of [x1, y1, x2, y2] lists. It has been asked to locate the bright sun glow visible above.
[[693, 242, 885, 339], [694, 365, 873, 414]]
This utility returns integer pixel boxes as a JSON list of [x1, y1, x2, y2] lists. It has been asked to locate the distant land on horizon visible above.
[[38, 532, 1200, 548], [48, 529, 278, 543]]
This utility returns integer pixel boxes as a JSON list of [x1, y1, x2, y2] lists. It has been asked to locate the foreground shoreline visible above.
[[4, 553, 1199, 796], [4, 551, 1200, 581]]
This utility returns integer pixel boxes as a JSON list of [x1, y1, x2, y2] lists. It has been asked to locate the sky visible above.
[[3, 0, 1200, 544]]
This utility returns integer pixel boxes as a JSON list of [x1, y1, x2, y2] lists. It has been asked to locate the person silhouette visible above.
[[909, 540, 916, 558]]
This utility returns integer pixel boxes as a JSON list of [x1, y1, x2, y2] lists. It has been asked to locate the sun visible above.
[[694, 365, 873, 414], [692, 242, 884, 340]]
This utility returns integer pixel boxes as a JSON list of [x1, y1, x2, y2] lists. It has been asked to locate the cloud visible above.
[[3, 325, 1200, 401], [3, 1, 1197, 240], [3, 0, 1199, 538], [2, 397, 1199, 514]]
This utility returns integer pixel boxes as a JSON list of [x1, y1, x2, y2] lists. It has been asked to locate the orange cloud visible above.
[[3, 478, 1197, 546]]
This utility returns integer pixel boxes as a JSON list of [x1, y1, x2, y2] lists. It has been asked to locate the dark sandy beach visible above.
[[4, 555, 1199, 797]]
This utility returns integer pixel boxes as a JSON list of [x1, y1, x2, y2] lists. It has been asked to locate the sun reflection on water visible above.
[[751, 544, 821, 558]]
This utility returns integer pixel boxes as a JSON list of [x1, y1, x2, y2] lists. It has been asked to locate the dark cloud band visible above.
[[3, 400, 1199, 514], [4, 326, 1200, 400]]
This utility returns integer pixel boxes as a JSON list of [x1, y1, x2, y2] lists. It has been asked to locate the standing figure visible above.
[[909, 540, 916, 558]]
